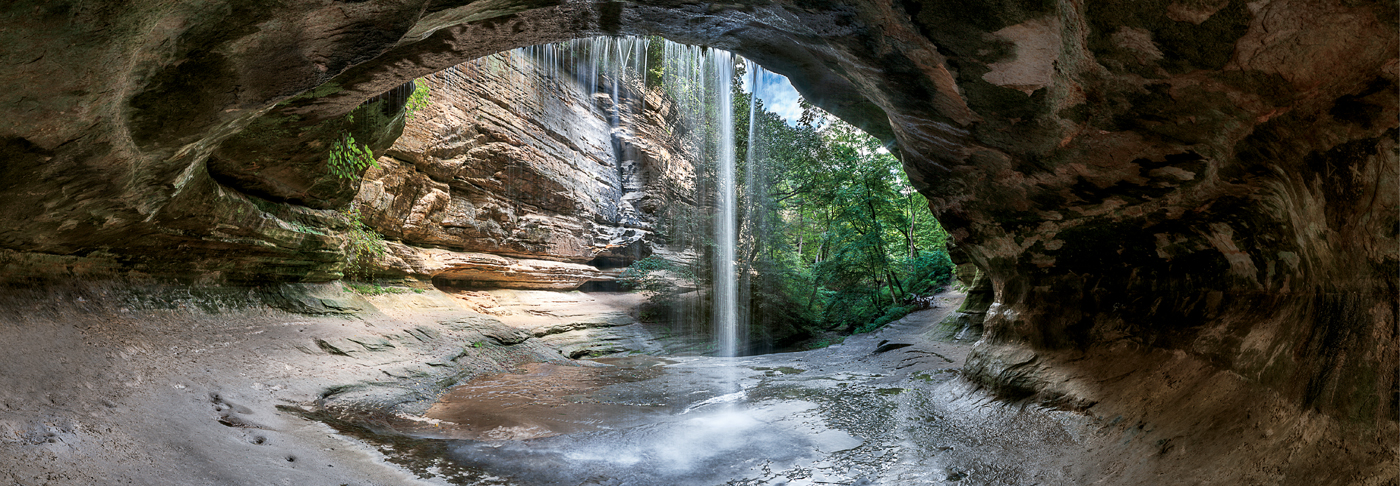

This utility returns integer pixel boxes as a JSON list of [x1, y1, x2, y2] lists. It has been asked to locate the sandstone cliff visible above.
[[351, 52, 696, 288]]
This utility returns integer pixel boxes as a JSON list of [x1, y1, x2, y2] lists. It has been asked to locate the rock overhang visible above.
[[0, 0, 1394, 430]]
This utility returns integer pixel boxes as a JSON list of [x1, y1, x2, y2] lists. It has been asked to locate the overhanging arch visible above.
[[0, 0, 1391, 431]]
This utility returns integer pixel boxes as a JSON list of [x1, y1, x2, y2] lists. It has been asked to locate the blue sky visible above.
[[743, 68, 804, 126]]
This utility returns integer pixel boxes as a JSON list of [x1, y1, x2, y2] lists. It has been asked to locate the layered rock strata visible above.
[[353, 52, 695, 287], [374, 242, 613, 290]]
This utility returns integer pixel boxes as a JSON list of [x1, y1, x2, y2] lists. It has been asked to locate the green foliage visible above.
[[344, 283, 407, 296], [340, 206, 386, 281], [288, 220, 327, 236], [904, 249, 955, 295], [645, 36, 666, 87], [735, 103, 956, 339], [609, 46, 957, 349], [803, 335, 845, 350], [618, 256, 696, 303], [328, 132, 378, 180], [404, 79, 431, 120], [856, 305, 918, 334]]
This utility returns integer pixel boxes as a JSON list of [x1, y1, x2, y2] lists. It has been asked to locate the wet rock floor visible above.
[[320, 293, 1098, 485]]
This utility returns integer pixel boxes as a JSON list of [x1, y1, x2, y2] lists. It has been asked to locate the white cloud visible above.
[[751, 69, 804, 127]]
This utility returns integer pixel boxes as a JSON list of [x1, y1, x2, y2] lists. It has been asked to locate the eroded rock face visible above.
[[353, 55, 693, 277], [0, 0, 1395, 481], [374, 241, 612, 290]]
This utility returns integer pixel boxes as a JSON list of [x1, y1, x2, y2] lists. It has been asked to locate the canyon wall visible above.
[[351, 53, 696, 288]]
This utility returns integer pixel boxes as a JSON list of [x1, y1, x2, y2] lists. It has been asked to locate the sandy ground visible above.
[[2, 283, 1392, 485], [0, 282, 659, 485]]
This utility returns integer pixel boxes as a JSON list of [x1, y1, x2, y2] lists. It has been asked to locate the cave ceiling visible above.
[[0, 0, 1395, 424]]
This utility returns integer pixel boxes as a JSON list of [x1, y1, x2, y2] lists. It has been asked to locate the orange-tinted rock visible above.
[[354, 59, 692, 269], [375, 242, 610, 290]]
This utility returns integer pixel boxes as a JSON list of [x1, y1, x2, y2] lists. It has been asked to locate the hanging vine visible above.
[[339, 206, 386, 281], [327, 132, 378, 180]]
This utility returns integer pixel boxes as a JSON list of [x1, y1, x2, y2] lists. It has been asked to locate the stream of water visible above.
[[336, 298, 1087, 486]]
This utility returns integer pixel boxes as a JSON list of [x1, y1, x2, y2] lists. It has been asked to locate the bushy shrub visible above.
[[340, 206, 386, 281], [617, 256, 685, 297], [904, 249, 955, 295]]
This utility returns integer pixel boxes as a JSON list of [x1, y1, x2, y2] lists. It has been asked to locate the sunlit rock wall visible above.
[[351, 52, 695, 287]]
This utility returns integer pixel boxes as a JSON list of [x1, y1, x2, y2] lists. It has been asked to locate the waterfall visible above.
[[458, 36, 750, 359], [742, 61, 761, 354], [710, 50, 738, 359]]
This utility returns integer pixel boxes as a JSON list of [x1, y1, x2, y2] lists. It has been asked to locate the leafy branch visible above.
[[328, 133, 378, 180]]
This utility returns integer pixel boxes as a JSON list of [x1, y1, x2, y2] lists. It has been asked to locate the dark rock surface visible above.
[[0, 0, 1394, 483]]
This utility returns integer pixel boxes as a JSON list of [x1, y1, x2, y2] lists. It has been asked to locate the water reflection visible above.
[[423, 357, 673, 440], [411, 357, 863, 485]]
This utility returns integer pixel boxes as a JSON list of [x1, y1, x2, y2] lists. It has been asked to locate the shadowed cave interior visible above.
[[0, 1, 1395, 485]]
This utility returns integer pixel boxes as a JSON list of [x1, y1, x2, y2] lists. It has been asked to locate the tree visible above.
[[620, 58, 955, 349]]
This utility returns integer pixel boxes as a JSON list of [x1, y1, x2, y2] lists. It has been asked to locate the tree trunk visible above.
[[907, 193, 917, 256], [795, 207, 805, 257]]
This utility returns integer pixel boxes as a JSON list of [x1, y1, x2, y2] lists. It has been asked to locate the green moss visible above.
[[288, 221, 327, 236], [344, 283, 407, 296], [754, 366, 806, 375], [804, 336, 846, 350], [210, 111, 301, 158], [912, 370, 961, 382]]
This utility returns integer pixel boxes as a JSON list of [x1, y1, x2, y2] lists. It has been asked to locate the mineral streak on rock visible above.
[[353, 50, 694, 286]]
